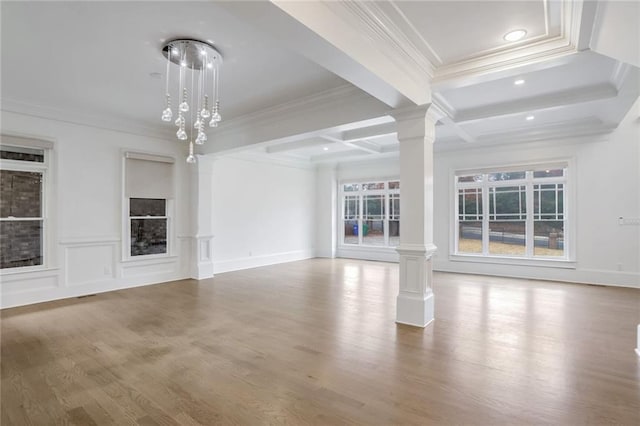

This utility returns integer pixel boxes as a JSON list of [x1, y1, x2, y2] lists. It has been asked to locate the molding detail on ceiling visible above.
[[433, 0, 595, 84], [1, 98, 171, 141], [325, 1, 436, 78], [301, 0, 596, 95], [272, 0, 432, 105], [215, 84, 367, 133], [203, 84, 392, 154]]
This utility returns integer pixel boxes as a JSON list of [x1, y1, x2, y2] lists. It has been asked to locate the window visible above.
[[455, 165, 568, 259], [129, 198, 167, 256], [1, 141, 50, 270], [340, 180, 400, 247], [124, 152, 174, 259]]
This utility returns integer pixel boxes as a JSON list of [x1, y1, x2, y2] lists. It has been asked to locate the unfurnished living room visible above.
[[1, 1, 639, 425]]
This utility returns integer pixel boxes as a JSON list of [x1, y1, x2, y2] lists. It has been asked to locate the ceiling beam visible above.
[[347, 140, 382, 154], [310, 149, 372, 163], [217, 1, 416, 108], [201, 85, 391, 155], [453, 83, 618, 123], [320, 133, 381, 155], [473, 117, 617, 146], [270, 0, 432, 106], [266, 137, 331, 154], [340, 122, 397, 142]]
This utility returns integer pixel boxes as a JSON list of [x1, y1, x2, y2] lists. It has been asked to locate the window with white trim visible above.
[[340, 180, 400, 247], [0, 140, 50, 270], [455, 165, 568, 259], [124, 152, 174, 258]]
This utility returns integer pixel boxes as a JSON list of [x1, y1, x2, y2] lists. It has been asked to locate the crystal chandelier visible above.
[[161, 39, 223, 163]]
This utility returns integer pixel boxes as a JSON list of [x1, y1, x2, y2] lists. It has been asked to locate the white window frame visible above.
[[126, 198, 172, 260], [338, 179, 400, 248], [121, 152, 176, 262], [451, 161, 574, 266], [0, 145, 51, 273]]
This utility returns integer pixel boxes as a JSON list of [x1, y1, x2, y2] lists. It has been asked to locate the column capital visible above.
[[391, 104, 431, 123], [391, 103, 441, 142]]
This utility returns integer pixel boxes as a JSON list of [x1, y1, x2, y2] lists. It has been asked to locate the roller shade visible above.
[[125, 153, 174, 199], [1, 134, 54, 149]]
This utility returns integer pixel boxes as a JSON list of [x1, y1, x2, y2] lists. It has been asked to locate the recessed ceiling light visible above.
[[504, 29, 527, 42], [323, 147, 329, 151], [526, 115, 535, 121], [514, 79, 525, 85]]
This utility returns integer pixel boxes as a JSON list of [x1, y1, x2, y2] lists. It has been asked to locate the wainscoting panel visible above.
[[64, 241, 116, 286]]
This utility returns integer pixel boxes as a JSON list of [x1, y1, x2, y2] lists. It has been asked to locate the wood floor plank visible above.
[[2, 258, 639, 425]]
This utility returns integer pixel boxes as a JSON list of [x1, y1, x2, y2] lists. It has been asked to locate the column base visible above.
[[396, 291, 434, 327], [190, 236, 214, 280]]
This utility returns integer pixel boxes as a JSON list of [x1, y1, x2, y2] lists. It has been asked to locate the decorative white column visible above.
[[315, 165, 338, 258], [189, 154, 215, 279], [393, 104, 440, 327]]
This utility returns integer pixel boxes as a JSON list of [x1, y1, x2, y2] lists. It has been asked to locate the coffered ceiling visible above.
[[391, 0, 556, 66], [1, 1, 638, 165]]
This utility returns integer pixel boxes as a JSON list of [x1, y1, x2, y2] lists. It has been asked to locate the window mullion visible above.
[[525, 173, 534, 257], [454, 184, 460, 254], [384, 193, 390, 247], [340, 196, 345, 245], [482, 178, 489, 255], [358, 195, 363, 245]]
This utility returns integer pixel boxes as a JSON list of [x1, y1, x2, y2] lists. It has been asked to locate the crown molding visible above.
[[213, 85, 369, 135], [433, 0, 591, 85], [2, 84, 388, 159], [216, 150, 315, 171], [203, 84, 391, 154], [327, 1, 436, 79], [272, 0, 432, 105], [434, 38, 577, 85], [1, 98, 172, 141]]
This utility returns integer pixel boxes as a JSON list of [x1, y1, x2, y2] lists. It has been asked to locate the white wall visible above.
[[433, 98, 640, 287], [210, 155, 316, 273], [1, 111, 193, 308], [329, 100, 639, 288]]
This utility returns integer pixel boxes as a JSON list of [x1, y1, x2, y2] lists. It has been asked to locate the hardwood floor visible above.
[[2, 258, 639, 425]]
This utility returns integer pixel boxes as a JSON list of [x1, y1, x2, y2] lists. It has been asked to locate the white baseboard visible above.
[[433, 260, 640, 288], [1, 268, 189, 309], [336, 246, 399, 262], [213, 249, 315, 274]]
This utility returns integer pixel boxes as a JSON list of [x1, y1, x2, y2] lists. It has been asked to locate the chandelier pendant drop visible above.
[[161, 39, 223, 163]]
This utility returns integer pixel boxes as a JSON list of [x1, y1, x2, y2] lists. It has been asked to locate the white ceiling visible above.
[[391, 0, 557, 65], [1, 1, 638, 165], [0, 1, 345, 132]]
